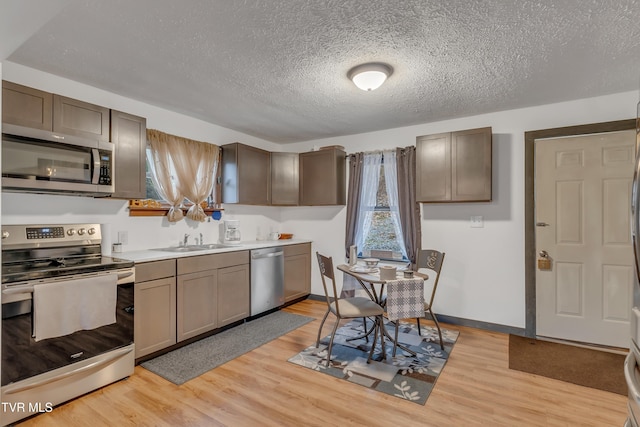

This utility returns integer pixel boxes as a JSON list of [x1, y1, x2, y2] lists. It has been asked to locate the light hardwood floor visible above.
[[16, 299, 627, 426]]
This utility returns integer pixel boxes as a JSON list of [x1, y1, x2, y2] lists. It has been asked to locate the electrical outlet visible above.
[[470, 216, 484, 228], [117, 231, 128, 244]]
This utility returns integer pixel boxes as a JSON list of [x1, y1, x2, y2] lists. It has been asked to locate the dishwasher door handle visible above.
[[252, 251, 284, 259]]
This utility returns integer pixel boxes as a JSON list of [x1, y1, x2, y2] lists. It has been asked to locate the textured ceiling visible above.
[[6, 0, 640, 143]]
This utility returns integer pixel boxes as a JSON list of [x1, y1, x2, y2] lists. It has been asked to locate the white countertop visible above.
[[118, 239, 312, 263]]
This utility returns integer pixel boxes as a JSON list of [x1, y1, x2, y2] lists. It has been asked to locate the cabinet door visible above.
[[53, 95, 110, 141], [284, 253, 311, 303], [177, 270, 217, 341], [416, 127, 492, 202], [271, 152, 299, 205], [217, 264, 250, 327], [2, 81, 53, 130], [134, 277, 177, 358], [416, 133, 451, 202], [111, 110, 147, 199], [451, 127, 492, 202], [222, 143, 271, 205], [299, 148, 346, 206]]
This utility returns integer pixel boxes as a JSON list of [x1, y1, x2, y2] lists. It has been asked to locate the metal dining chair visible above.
[[415, 249, 446, 350], [315, 252, 385, 367]]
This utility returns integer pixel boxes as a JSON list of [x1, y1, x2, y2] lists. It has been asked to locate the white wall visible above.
[[2, 61, 638, 329]]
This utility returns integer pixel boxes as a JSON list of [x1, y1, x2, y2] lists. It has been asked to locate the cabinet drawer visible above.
[[283, 243, 311, 257], [136, 259, 176, 282], [177, 251, 250, 275]]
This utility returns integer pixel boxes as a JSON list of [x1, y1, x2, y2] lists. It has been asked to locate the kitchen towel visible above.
[[33, 273, 118, 341]]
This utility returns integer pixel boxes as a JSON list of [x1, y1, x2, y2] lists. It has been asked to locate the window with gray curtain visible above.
[[345, 147, 421, 264]]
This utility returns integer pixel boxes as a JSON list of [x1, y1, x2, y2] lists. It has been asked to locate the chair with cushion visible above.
[[415, 249, 446, 350], [315, 252, 385, 367]]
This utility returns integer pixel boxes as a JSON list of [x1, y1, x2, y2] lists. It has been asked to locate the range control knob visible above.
[[87, 228, 96, 235], [2, 231, 9, 239], [67, 229, 76, 236], [77, 228, 86, 236]]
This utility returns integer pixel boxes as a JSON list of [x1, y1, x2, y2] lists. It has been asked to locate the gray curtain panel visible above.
[[344, 152, 364, 258], [396, 146, 421, 266]]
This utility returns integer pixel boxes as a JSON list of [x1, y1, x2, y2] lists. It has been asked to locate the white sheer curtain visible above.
[[382, 150, 408, 260], [146, 129, 220, 222], [147, 134, 184, 222], [354, 152, 383, 251], [171, 140, 219, 221]]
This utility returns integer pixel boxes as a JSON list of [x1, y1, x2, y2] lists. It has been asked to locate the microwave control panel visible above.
[[98, 151, 112, 185]]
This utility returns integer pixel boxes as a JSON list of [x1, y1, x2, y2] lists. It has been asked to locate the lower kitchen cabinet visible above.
[[176, 251, 250, 341], [217, 264, 250, 326], [284, 243, 311, 303], [177, 269, 218, 342], [134, 259, 177, 359]]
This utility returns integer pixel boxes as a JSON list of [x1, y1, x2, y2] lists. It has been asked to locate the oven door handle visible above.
[[117, 271, 134, 281], [2, 286, 34, 295], [2, 346, 133, 395]]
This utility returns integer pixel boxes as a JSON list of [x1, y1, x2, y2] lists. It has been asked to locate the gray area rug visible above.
[[141, 311, 314, 385]]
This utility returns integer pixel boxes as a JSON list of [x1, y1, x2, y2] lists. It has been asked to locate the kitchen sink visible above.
[[152, 246, 206, 253], [152, 243, 233, 253], [189, 243, 232, 249]]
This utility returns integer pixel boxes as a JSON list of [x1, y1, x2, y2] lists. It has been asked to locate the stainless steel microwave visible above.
[[1, 124, 114, 196]]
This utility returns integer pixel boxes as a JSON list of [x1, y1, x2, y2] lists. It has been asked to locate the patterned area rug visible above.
[[288, 318, 459, 405]]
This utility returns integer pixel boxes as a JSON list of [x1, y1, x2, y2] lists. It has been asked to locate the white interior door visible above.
[[535, 130, 635, 348]]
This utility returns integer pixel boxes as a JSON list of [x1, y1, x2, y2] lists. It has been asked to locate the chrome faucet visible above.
[[183, 233, 190, 246]]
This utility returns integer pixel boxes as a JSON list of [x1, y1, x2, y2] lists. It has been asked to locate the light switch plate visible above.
[[118, 231, 128, 244], [470, 216, 484, 228]]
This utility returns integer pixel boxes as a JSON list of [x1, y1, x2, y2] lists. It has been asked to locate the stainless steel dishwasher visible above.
[[250, 247, 285, 316]]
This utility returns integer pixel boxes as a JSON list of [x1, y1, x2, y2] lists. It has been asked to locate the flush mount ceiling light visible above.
[[348, 63, 393, 91]]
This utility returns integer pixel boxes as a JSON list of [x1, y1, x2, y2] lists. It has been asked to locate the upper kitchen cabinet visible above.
[[271, 152, 299, 206], [2, 81, 110, 142], [222, 142, 271, 205], [53, 95, 110, 141], [110, 110, 147, 199], [416, 127, 492, 202], [2, 81, 53, 130], [299, 148, 346, 206]]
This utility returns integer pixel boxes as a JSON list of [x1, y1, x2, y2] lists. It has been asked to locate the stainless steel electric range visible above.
[[1, 223, 135, 425]]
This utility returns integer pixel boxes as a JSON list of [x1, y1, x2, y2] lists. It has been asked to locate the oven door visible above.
[[1, 271, 133, 387]]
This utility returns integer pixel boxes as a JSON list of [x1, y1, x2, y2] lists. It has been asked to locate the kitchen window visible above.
[[353, 151, 407, 262], [346, 147, 420, 265], [130, 130, 221, 221], [360, 162, 406, 261]]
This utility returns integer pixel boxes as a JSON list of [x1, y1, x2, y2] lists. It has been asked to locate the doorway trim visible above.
[[524, 118, 635, 338]]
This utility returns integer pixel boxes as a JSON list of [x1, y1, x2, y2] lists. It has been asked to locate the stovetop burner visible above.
[[1, 223, 133, 284]]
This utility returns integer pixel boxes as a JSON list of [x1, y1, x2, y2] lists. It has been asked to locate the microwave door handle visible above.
[[91, 148, 100, 184]]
